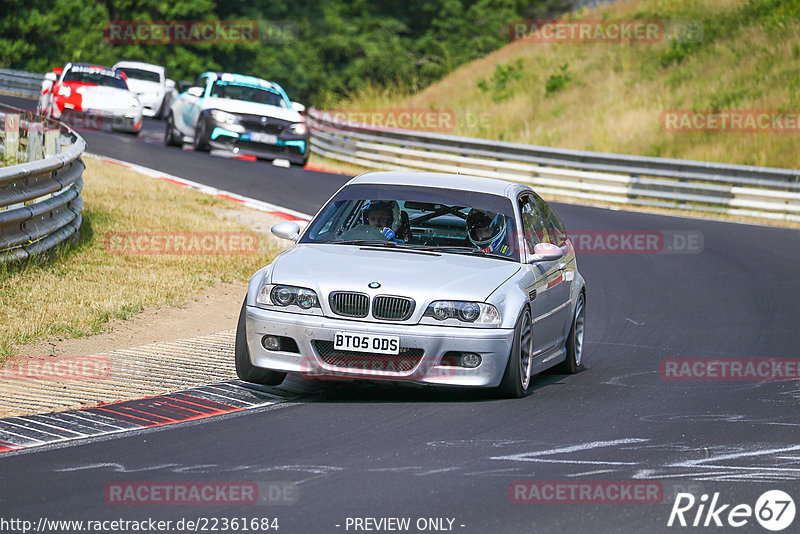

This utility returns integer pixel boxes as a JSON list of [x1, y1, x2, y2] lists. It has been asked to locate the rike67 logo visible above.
[[668, 490, 796, 531]]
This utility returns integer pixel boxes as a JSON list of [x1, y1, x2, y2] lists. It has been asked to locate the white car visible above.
[[165, 72, 309, 165], [38, 63, 142, 133], [113, 61, 177, 119]]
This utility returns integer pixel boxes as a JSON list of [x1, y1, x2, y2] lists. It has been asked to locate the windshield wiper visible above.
[[411, 245, 516, 261], [333, 239, 398, 247], [414, 245, 486, 255]]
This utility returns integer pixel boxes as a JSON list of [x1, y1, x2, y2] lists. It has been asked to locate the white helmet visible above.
[[466, 209, 507, 253]]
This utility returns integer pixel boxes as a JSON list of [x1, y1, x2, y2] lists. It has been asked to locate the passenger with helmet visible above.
[[364, 200, 400, 241], [365, 201, 394, 229], [466, 209, 513, 256], [338, 200, 405, 242], [363, 200, 416, 242]]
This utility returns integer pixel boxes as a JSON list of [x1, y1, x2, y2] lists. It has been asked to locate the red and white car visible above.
[[38, 63, 143, 133]]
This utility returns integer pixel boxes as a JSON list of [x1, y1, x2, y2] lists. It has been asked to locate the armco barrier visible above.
[[308, 109, 800, 223], [0, 69, 45, 99], [0, 105, 85, 262]]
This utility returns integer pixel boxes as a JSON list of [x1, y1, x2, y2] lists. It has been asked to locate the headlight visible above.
[[424, 301, 500, 325], [289, 122, 307, 135], [128, 97, 140, 107], [57, 85, 71, 97], [141, 91, 158, 101], [257, 284, 320, 311], [210, 109, 239, 125]]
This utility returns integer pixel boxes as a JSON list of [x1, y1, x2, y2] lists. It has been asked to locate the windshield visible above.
[[115, 67, 161, 83], [64, 67, 128, 90], [301, 183, 519, 261], [209, 82, 287, 107]]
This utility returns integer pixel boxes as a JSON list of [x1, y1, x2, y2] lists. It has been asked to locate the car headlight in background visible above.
[[141, 91, 158, 101], [57, 85, 71, 97], [210, 109, 240, 125], [424, 301, 501, 325], [257, 284, 320, 311], [289, 122, 307, 135]]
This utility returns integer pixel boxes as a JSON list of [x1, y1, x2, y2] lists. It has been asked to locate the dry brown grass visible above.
[[0, 158, 281, 361], [336, 0, 800, 169]]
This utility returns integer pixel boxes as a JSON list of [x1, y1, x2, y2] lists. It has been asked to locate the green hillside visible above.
[[336, 0, 800, 169]]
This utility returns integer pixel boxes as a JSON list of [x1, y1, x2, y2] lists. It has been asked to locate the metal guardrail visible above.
[[0, 69, 45, 99], [308, 110, 800, 223], [0, 105, 85, 262]]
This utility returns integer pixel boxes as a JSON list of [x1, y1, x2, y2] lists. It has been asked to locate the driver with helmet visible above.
[[466, 209, 513, 256]]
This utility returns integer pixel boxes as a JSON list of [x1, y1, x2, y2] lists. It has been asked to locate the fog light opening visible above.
[[461, 353, 482, 368], [262, 335, 280, 351], [440, 351, 482, 368]]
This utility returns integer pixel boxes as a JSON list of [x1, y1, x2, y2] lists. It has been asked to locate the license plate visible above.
[[334, 332, 400, 355], [249, 132, 278, 144]]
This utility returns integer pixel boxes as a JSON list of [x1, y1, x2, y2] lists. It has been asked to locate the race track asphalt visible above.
[[2, 95, 799, 533]]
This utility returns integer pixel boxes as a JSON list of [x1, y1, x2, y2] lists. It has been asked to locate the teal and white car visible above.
[[165, 72, 309, 165]]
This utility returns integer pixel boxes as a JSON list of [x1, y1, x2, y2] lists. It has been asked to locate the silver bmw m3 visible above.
[[236, 171, 586, 397]]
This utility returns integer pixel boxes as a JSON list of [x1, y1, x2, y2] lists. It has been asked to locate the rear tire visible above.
[[235, 300, 287, 386], [555, 292, 585, 374], [498, 307, 533, 398]]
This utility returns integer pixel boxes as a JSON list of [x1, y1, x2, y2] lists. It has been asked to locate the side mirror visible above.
[[187, 86, 204, 98], [271, 221, 301, 241], [165, 79, 176, 89], [53, 67, 63, 77], [529, 242, 564, 262], [291, 101, 306, 114], [44, 72, 57, 82]]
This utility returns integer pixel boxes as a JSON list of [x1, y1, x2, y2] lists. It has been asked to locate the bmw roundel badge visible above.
[[368, 282, 381, 289]]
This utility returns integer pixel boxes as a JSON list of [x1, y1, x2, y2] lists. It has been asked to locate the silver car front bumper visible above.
[[245, 305, 515, 387]]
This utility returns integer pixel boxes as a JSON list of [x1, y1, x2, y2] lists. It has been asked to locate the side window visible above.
[[193, 76, 207, 95], [533, 194, 567, 246], [518, 194, 548, 253]]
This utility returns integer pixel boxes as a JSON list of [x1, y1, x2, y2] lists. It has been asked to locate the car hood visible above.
[[202, 97, 302, 122], [269, 244, 520, 304], [124, 79, 163, 95], [73, 85, 137, 110]]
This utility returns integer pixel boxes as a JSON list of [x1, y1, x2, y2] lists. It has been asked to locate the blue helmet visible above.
[[466, 209, 507, 253]]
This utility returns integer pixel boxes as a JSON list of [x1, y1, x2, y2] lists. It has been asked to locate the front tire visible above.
[[498, 307, 534, 398], [164, 114, 181, 147], [555, 291, 585, 374], [193, 116, 211, 152], [235, 300, 287, 386]]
